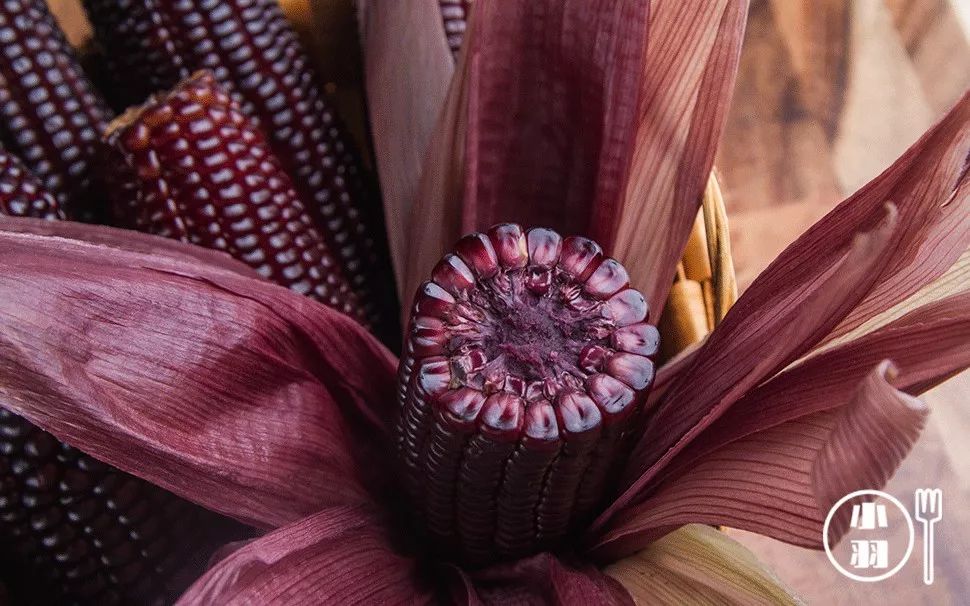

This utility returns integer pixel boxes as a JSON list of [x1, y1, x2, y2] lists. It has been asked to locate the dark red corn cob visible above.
[[439, 0, 473, 57], [456, 393, 523, 561], [103, 72, 368, 324], [423, 387, 485, 552], [0, 0, 111, 221], [81, 0, 190, 110], [493, 404, 561, 556], [82, 0, 396, 332], [534, 393, 602, 544], [0, 408, 220, 605], [398, 224, 659, 563], [0, 146, 64, 219]]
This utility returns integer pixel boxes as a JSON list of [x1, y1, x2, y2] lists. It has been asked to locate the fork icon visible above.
[[914, 488, 943, 585]]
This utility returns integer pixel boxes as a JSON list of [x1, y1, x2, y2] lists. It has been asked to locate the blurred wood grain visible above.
[[720, 0, 969, 287], [718, 1, 970, 603], [886, 0, 970, 113]]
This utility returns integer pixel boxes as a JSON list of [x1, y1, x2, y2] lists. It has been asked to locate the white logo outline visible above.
[[914, 488, 943, 585], [823, 489, 915, 582]]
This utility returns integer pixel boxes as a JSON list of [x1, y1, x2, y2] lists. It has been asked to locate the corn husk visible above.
[[659, 173, 738, 359]]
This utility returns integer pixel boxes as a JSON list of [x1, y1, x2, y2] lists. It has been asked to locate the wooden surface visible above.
[[716, 1, 970, 603]]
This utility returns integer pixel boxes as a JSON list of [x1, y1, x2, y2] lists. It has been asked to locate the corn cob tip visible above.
[[101, 71, 370, 325]]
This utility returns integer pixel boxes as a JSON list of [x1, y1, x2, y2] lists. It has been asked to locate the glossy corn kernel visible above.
[[103, 71, 368, 324], [439, 0, 473, 56], [82, 0, 395, 331], [398, 224, 659, 563], [0, 408, 206, 605], [0, 0, 111, 221], [0, 146, 64, 219]]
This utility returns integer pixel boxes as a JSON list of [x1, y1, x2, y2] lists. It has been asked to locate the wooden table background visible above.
[[42, 0, 970, 603], [717, 1, 970, 604]]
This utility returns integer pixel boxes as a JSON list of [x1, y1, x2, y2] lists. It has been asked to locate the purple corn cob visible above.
[[0, 0, 112, 221], [398, 224, 659, 563], [82, 0, 190, 110], [0, 146, 64, 219], [82, 0, 396, 332], [0, 409, 235, 606], [104, 71, 368, 324]]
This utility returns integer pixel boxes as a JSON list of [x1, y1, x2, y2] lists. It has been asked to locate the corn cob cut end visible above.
[[398, 224, 658, 563]]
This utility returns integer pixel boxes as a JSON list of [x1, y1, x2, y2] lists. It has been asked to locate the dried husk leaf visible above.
[[177, 505, 435, 605], [596, 205, 901, 530], [821, 247, 970, 351], [676, 290, 970, 475], [0, 220, 398, 529], [613, 0, 749, 313], [594, 362, 929, 557], [606, 524, 803, 605], [404, 0, 651, 302], [359, 0, 455, 288], [594, 288, 970, 556], [602, 90, 970, 528]]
